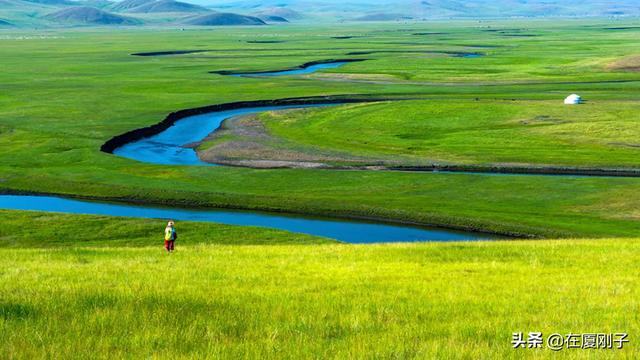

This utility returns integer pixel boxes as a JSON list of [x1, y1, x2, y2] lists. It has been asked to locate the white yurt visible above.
[[564, 94, 582, 105]]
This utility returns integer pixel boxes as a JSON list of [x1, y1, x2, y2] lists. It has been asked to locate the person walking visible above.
[[164, 220, 177, 253]]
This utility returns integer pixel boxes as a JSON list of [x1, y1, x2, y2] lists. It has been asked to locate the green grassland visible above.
[[1, 212, 639, 359], [0, 210, 331, 248], [1, 22, 640, 237], [240, 99, 640, 169], [3, 21, 640, 358]]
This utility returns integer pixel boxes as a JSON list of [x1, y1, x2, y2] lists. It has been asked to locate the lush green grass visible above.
[[0, 210, 332, 248], [3, 22, 640, 359], [253, 99, 640, 168], [1, 22, 640, 239], [1, 212, 639, 359]]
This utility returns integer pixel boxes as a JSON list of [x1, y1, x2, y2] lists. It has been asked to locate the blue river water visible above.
[[114, 104, 334, 165], [114, 62, 351, 164], [0, 195, 496, 244], [229, 61, 351, 77]]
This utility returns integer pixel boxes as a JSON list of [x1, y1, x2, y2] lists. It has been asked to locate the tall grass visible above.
[[2, 238, 639, 358], [1, 212, 638, 358]]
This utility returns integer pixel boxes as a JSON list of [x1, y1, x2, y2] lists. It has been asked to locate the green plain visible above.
[[1, 22, 640, 237], [2, 20, 640, 358], [1, 211, 638, 359], [256, 99, 640, 168]]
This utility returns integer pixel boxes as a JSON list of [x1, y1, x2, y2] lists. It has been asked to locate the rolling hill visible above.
[[254, 6, 303, 20], [259, 15, 288, 22], [44, 6, 140, 24], [2, 0, 639, 28], [354, 13, 411, 21], [128, 0, 209, 13], [79, 0, 113, 8], [0, 0, 274, 27], [108, 0, 153, 12], [201, 0, 640, 19], [184, 12, 265, 25]]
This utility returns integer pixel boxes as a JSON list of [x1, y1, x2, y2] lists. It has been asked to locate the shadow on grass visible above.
[[0, 303, 37, 320]]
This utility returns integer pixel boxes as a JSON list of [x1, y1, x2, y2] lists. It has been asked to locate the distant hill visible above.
[[3, 0, 640, 27], [79, 0, 113, 8], [354, 13, 411, 21], [128, 0, 208, 13], [184, 12, 266, 25], [259, 15, 288, 22], [204, 0, 640, 19], [44, 6, 140, 25], [255, 6, 303, 20], [109, 0, 153, 12]]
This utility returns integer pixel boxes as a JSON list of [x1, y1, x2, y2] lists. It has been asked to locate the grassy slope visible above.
[[1, 212, 639, 358], [1, 22, 640, 238], [0, 1, 57, 28]]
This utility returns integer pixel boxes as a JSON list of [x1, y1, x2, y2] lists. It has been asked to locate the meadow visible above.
[[1, 20, 640, 358], [1, 212, 639, 359], [0, 22, 640, 237], [248, 99, 640, 169]]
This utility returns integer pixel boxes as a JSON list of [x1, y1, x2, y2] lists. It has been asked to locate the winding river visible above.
[[2, 60, 502, 243], [227, 61, 354, 77], [0, 195, 495, 243], [5, 100, 501, 242], [113, 104, 336, 165], [210, 60, 364, 77], [109, 99, 502, 242]]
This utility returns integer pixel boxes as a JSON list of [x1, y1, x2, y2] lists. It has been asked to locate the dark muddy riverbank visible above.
[[210, 59, 366, 77]]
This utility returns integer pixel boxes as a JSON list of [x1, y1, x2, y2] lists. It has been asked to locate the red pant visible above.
[[164, 240, 175, 251]]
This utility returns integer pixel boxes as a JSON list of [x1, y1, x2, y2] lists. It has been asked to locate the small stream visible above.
[[227, 61, 353, 77]]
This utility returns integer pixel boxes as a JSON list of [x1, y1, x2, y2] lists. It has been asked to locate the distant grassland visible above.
[[606, 54, 640, 72], [1, 21, 640, 238], [1, 211, 638, 359]]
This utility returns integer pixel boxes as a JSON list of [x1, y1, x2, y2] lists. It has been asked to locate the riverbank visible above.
[[209, 59, 367, 77], [237, 99, 640, 172], [100, 96, 386, 154], [0, 195, 499, 243], [195, 111, 640, 177], [107, 97, 640, 177], [1, 167, 637, 239], [0, 189, 522, 238]]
